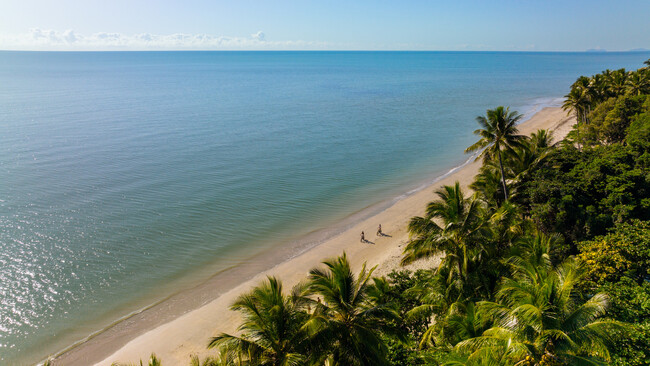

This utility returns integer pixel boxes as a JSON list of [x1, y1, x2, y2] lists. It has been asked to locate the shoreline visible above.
[[52, 107, 575, 366]]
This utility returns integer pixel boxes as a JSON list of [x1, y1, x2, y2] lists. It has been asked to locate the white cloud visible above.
[[0, 29, 330, 50], [251, 31, 265, 41]]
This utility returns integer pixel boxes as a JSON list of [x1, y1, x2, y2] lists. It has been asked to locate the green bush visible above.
[[578, 220, 650, 287], [585, 95, 649, 144]]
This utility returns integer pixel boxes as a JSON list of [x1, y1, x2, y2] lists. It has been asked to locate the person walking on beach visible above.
[[360, 231, 365, 243], [377, 224, 382, 236]]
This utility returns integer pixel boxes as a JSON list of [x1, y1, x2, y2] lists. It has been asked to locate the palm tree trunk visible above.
[[497, 149, 509, 202], [577, 110, 584, 151]]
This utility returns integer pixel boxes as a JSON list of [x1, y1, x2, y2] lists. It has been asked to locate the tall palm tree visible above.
[[454, 253, 629, 365], [208, 277, 311, 366], [402, 182, 484, 279], [306, 253, 401, 366], [562, 83, 593, 149], [465, 106, 526, 201], [470, 131, 552, 209], [562, 87, 590, 124]]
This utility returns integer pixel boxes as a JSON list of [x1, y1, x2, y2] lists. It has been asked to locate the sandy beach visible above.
[[53, 107, 575, 366]]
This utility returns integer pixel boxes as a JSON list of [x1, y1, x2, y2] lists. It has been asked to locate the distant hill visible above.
[[583, 48, 649, 53]]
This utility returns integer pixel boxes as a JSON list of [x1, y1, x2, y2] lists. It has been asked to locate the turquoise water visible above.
[[0, 51, 648, 364]]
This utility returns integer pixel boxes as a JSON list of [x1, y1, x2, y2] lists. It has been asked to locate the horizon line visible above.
[[1, 49, 649, 53]]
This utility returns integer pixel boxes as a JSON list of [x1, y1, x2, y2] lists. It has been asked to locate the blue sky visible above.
[[0, 0, 648, 51]]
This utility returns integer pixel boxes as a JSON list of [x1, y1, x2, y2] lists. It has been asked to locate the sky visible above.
[[0, 0, 649, 51]]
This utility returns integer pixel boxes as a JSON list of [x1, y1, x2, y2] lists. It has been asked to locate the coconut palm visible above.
[[465, 106, 526, 201], [443, 302, 491, 347], [470, 164, 505, 208], [402, 182, 485, 279], [625, 70, 650, 96], [500, 131, 554, 203], [562, 84, 594, 149], [404, 268, 454, 345], [571, 75, 592, 96], [190, 351, 237, 366], [454, 252, 629, 365], [305, 253, 401, 366], [469, 131, 551, 209], [485, 202, 525, 252], [562, 87, 590, 125], [111, 354, 163, 366], [588, 73, 609, 103], [470, 130, 549, 209], [529, 129, 554, 152], [470, 131, 552, 209], [208, 277, 311, 366], [606, 68, 628, 96]]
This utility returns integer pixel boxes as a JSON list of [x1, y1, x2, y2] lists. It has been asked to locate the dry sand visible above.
[[53, 107, 574, 366]]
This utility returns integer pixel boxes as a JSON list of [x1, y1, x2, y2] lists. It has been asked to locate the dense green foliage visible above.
[[518, 69, 650, 252], [579, 94, 649, 144], [577, 220, 650, 366], [517, 142, 649, 252], [111, 59, 650, 366], [578, 220, 650, 287]]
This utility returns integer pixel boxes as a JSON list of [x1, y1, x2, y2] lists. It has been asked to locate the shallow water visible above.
[[0, 51, 648, 364]]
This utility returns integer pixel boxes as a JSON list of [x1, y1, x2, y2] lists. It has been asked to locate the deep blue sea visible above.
[[1, 51, 648, 364]]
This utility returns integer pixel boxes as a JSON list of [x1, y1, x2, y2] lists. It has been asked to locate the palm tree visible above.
[[465, 106, 526, 201], [454, 251, 629, 365], [470, 164, 505, 208], [529, 129, 554, 152], [625, 70, 650, 96], [608, 68, 628, 96], [306, 253, 401, 366], [402, 182, 484, 278], [111, 354, 163, 366], [562, 84, 594, 149], [208, 277, 311, 366], [644, 58, 650, 68], [470, 131, 552, 209], [190, 351, 236, 366], [588, 73, 608, 104], [501, 130, 554, 202], [485, 201, 525, 252], [442, 302, 491, 347], [562, 87, 590, 124]]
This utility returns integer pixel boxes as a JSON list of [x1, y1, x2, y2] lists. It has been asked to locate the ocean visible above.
[[0, 51, 648, 364]]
